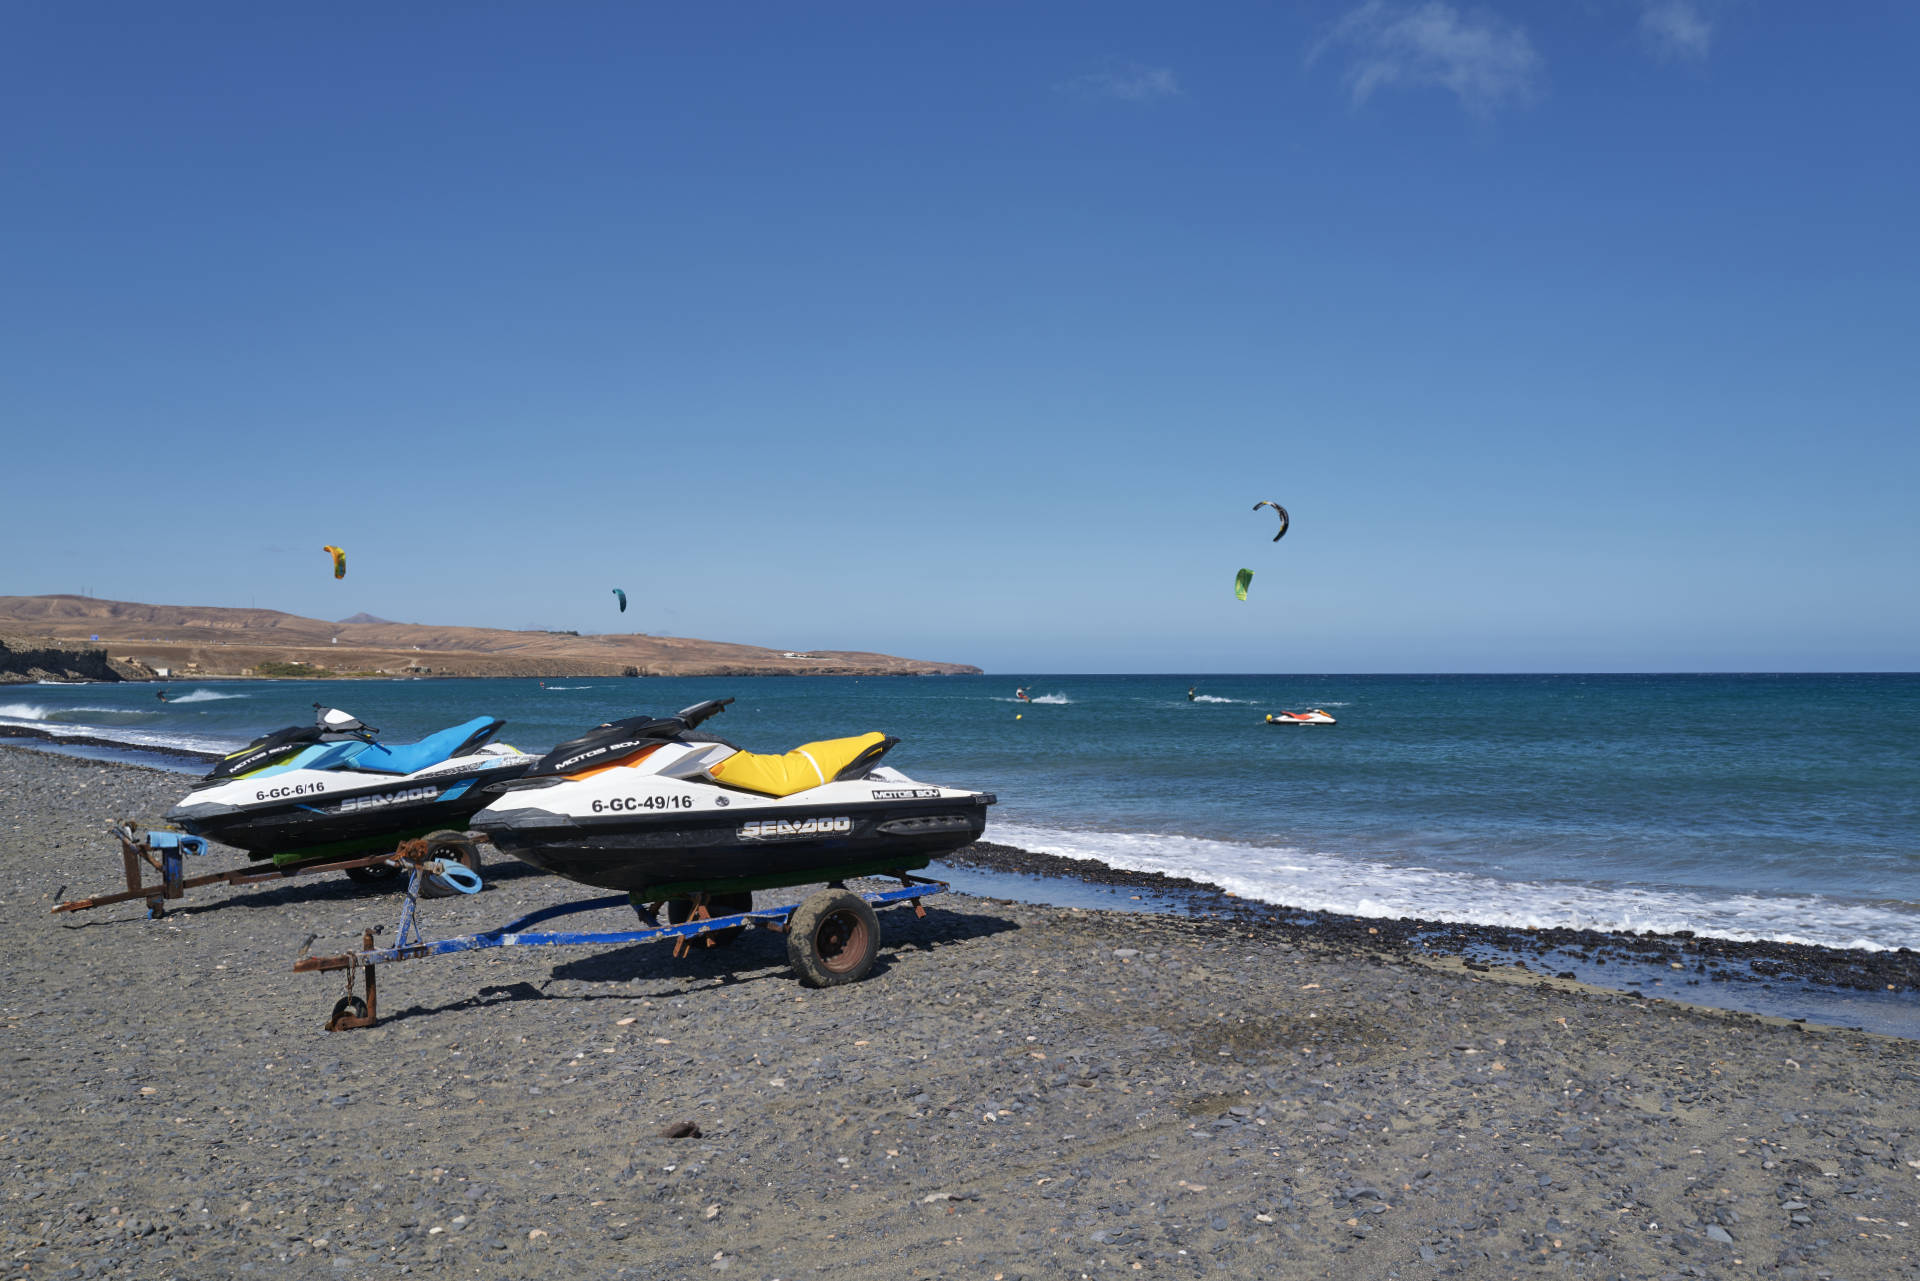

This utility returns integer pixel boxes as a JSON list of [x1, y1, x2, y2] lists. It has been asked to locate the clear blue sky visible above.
[[5, 2, 1915, 672]]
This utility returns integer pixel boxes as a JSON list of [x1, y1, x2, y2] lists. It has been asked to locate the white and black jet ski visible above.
[[470, 698, 994, 902], [164, 705, 536, 866]]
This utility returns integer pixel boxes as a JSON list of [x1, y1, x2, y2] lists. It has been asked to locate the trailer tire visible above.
[[344, 862, 401, 884], [787, 889, 880, 987], [666, 892, 753, 946], [422, 833, 482, 899]]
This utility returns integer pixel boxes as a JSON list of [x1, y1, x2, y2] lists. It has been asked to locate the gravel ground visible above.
[[4, 746, 1919, 1281]]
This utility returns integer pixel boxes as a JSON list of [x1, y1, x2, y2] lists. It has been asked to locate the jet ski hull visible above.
[[166, 766, 533, 865], [476, 796, 989, 898]]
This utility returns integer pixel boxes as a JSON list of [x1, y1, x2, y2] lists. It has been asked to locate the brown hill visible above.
[[0, 596, 980, 680]]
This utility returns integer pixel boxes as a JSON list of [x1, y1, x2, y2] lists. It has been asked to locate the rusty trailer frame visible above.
[[52, 825, 472, 918]]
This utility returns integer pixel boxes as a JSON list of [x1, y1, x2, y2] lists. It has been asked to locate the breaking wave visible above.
[[988, 820, 1920, 953]]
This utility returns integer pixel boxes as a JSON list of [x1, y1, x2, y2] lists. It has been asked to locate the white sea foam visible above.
[[0, 714, 237, 755], [542, 685, 595, 690], [1188, 695, 1245, 704], [996, 693, 1072, 705], [0, 703, 158, 723], [167, 689, 246, 703], [989, 820, 1920, 953]]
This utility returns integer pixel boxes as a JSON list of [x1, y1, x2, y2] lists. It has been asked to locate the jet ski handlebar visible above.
[[313, 704, 377, 740], [671, 698, 733, 732], [506, 698, 739, 785]]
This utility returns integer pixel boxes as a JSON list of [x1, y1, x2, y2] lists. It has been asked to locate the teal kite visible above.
[[612, 588, 627, 613]]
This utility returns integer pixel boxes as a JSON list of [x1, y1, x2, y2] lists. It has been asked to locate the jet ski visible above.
[[164, 705, 537, 865], [1266, 709, 1337, 725], [470, 698, 994, 901]]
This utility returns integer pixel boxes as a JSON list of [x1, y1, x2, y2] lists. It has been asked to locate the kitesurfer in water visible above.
[[156, 689, 167, 702], [1187, 686, 1197, 702], [1014, 687, 1030, 703]]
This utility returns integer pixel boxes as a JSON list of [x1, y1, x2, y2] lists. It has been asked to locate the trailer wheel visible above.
[[422, 833, 482, 899], [329, 994, 368, 1025], [666, 892, 753, 946], [344, 862, 401, 884], [787, 889, 880, 987]]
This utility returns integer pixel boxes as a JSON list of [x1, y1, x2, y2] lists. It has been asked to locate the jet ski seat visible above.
[[242, 740, 366, 779], [705, 732, 897, 797], [350, 717, 504, 775]]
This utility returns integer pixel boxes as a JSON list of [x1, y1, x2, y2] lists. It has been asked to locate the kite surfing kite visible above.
[[1252, 500, 1290, 542], [323, 546, 346, 580], [612, 588, 627, 613], [1234, 500, 1291, 600]]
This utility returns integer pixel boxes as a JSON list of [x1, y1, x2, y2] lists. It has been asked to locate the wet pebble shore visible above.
[[946, 844, 1920, 1012], [3, 746, 1918, 1280]]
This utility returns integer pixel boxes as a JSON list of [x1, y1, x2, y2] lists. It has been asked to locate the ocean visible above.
[[4, 673, 1916, 952]]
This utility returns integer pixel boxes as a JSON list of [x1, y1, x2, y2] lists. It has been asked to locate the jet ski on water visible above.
[[164, 705, 536, 866], [1266, 709, 1337, 725], [470, 698, 994, 902]]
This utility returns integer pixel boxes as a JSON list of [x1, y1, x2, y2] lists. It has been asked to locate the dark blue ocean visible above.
[[5, 674, 1917, 951]]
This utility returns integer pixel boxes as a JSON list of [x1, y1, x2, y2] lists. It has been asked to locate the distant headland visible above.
[[0, 595, 980, 682]]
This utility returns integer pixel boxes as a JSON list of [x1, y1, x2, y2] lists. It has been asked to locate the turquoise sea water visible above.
[[5, 673, 1916, 950]]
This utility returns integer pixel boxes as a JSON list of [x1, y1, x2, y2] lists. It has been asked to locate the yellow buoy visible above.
[[1015, 713, 1022, 720]]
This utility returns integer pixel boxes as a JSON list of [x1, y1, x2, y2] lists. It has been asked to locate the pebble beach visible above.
[[4, 746, 1918, 1280]]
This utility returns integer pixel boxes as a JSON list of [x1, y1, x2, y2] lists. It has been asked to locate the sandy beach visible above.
[[4, 745, 1918, 1280]]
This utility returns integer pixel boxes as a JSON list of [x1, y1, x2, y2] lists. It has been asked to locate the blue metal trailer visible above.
[[293, 852, 946, 1029]]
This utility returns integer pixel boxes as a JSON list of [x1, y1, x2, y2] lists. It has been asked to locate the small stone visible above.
[[661, 1121, 702, 1139], [1704, 1226, 1733, 1245]]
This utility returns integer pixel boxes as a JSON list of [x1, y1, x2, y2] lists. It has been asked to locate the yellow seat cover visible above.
[[705, 732, 887, 797]]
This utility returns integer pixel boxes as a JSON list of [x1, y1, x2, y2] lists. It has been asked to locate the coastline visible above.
[[4, 734, 1914, 1034], [939, 843, 1920, 1038], [0, 595, 984, 681], [5, 745, 1919, 1279]]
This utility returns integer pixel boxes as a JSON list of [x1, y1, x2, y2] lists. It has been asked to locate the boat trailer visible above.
[[293, 870, 947, 1030], [52, 825, 484, 919]]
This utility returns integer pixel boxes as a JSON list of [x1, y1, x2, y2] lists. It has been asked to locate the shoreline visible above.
[[936, 844, 1920, 1039], [8, 737, 1914, 1037], [4, 745, 1919, 1278]]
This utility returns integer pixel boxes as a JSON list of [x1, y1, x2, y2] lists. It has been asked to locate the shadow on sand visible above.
[[357, 902, 1022, 1029]]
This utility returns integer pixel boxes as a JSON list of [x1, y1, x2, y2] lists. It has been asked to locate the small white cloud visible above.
[[1055, 65, 1180, 103], [1313, 1, 1542, 115], [1639, 0, 1712, 62]]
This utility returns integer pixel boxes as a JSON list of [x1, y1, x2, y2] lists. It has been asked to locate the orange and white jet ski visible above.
[[1265, 709, 1337, 725]]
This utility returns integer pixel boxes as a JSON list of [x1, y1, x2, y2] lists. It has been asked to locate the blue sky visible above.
[[4, 2, 1915, 672]]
